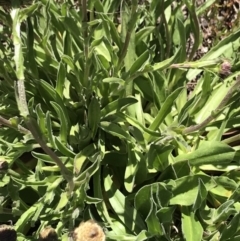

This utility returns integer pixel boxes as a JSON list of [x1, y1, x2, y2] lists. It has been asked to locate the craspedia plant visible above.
[[73, 220, 105, 241], [39, 227, 58, 241], [0, 0, 240, 241]]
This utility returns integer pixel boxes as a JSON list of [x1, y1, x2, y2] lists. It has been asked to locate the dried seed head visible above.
[[39, 226, 58, 241], [220, 60, 231, 77], [0, 160, 8, 173], [73, 220, 105, 241], [0, 224, 17, 241]]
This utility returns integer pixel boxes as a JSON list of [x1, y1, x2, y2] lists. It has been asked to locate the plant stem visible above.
[[15, 82, 74, 194], [0, 115, 30, 134], [11, 4, 74, 195], [223, 134, 240, 145], [82, 0, 90, 88], [183, 75, 240, 134]]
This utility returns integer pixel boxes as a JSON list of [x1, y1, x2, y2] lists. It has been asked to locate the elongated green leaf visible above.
[[15, 206, 37, 232], [95, 42, 111, 62], [19, 2, 40, 21], [134, 76, 155, 102], [104, 168, 146, 234], [181, 206, 203, 241], [116, 112, 161, 138], [38, 79, 68, 114], [74, 144, 97, 175], [94, 170, 123, 235], [145, 194, 164, 236], [175, 141, 235, 166], [26, 18, 38, 78], [88, 97, 101, 139], [44, 177, 63, 205], [100, 121, 133, 142], [212, 200, 236, 223], [147, 144, 173, 171], [74, 154, 101, 183], [193, 178, 208, 211], [186, 77, 212, 117], [97, 11, 121, 48], [135, 183, 172, 218], [32, 151, 55, 164], [157, 206, 176, 224], [60, 16, 83, 47], [177, 18, 186, 62], [196, 0, 216, 15], [56, 61, 66, 98], [100, 97, 138, 117], [61, 55, 75, 70], [220, 212, 240, 241], [135, 230, 153, 241], [187, 29, 240, 80], [46, 111, 56, 148], [212, 176, 237, 196], [144, 87, 183, 142], [55, 192, 69, 211], [35, 104, 47, 136], [194, 77, 235, 123], [50, 101, 69, 144], [54, 137, 75, 158], [120, 1, 136, 72], [145, 47, 181, 72], [135, 27, 155, 46], [11, 176, 58, 186], [128, 50, 150, 75], [124, 144, 138, 192], [107, 231, 152, 241], [170, 175, 216, 206], [102, 77, 125, 85], [32, 202, 44, 223]]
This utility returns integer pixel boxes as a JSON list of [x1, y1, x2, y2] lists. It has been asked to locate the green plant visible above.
[[0, 0, 240, 241]]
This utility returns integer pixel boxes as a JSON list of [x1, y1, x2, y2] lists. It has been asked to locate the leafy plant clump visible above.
[[0, 0, 240, 240]]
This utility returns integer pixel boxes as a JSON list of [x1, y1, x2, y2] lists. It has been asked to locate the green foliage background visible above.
[[0, 0, 240, 240]]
